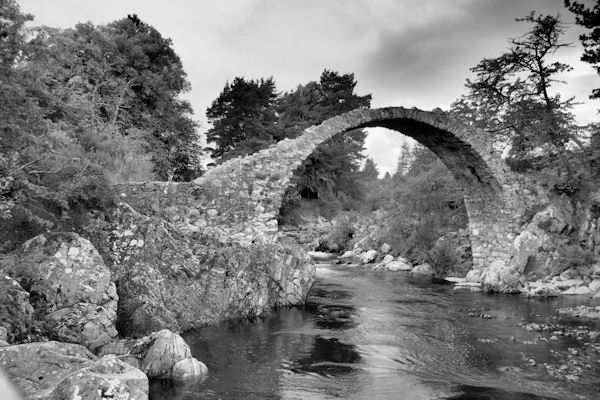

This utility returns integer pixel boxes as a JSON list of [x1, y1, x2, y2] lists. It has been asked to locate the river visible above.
[[151, 262, 600, 399]]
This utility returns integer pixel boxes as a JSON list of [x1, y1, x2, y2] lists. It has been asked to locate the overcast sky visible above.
[[19, 0, 599, 175]]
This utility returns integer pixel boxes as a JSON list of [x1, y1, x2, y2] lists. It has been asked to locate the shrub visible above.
[[553, 243, 596, 274], [317, 213, 356, 253], [426, 241, 458, 278]]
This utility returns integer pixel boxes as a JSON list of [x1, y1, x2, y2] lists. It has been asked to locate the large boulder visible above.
[[0, 275, 33, 343], [0, 341, 148, 399], [384, 259, 412, 271], [411, 263, 434, 275], [171, 358, 208, 382], [481, 260, 522, 293], [1, 233, 118, 351], [359, 249, 378, 264], [102, 330, 207, 382], [49, 355, 148, 400]]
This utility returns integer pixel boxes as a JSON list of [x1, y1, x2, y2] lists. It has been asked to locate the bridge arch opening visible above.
[[262, 107, 512, 272], [196, 107, 517, 277]]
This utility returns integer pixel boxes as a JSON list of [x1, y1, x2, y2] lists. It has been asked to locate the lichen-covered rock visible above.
[[116, 330, 206, 382], [49, 355, 148, 400], [136, 330, 191, 379], [88, 203, 314, 337], [1, 233, 118, 351], [0, 341, 147, 399], [481, 260, 522, 293], [0, 275, 33, 343]]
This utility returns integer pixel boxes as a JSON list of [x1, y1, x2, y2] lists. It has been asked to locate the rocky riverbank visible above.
[[0, 199, 316, 398]]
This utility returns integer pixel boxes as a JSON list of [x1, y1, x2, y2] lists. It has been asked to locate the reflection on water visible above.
[[151, 263, 600, 400]]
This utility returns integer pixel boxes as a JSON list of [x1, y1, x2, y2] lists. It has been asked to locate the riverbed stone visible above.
[[481, 260, 522, 293], [382, 254, 394, 264], [588, 279, 600, 293], [465, 269, 482, 283], [411, 263, 434, 275], [522, 281, 560, 297], [557, 305, 600, 320], [341, 250, 356, 259], [553, 278, 585, 290], [307, 251, 336, 261], [561, 286, 592, 295], [1, 233, 118, 351], [360, 250, 378, 264], [384, 260, 412, 271], [380, 243, 391, 254], [119, 329, 207, 382], [171, 358, 208, 382]]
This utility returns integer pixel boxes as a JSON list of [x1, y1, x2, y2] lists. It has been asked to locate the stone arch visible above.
[[194, 107, 527, 277], [118, 107, 535, 292]]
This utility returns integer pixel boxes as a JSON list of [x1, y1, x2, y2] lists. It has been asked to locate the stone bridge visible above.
[[120, 107, 544, 292]]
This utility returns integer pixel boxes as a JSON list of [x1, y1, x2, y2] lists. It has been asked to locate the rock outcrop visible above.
[[89, 203, 314, 337], [0, 233, 118, 351], [0, 341, 148, 399]]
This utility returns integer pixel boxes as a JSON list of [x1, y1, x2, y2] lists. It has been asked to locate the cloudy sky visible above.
[[19, 0, 599, 175]]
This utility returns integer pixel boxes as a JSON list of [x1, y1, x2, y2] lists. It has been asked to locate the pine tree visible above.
[[206, 77, 279, 161]]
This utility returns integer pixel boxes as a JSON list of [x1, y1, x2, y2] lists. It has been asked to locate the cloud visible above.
[[360, 0, 586, 110]]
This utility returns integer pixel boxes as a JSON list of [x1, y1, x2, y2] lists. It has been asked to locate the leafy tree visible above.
[[0, 1, 113, 251], [28, 16, 202, 181], [384, 144, 467, 261], [206, 77, 279, 161], [451, 12, 576, 158], [565, 0, 600, 98], [278, 70, 371, 216], [1, 5, 202, 252], [103, 15, 202, 180]]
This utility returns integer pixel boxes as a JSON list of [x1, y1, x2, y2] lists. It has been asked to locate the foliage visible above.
[[278, 70, 372, 219], [361, 144, 469, 266], [554, 243, 597, 274], [317, 213, 356, 253], [426, 240, 459, 278], [0, 3, 200, 253], [565, 0, 600, 98], [30, 16, 203, 181], [206, 77, 279, 161], [451, 12, 576, 158]]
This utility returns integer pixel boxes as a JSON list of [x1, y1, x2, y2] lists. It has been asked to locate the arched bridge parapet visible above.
[[117, 107, 544, 292]]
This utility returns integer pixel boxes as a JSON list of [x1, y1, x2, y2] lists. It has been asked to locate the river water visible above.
[[152, 263, 600, 399]]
